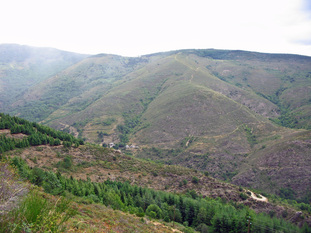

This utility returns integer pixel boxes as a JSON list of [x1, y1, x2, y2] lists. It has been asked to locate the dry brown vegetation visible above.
[[65, 200, 183, 233], [4, 144, 310, 226], [0, 162, 28, 215]]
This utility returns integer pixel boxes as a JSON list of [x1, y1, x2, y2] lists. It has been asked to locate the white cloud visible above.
[[0, 0, 311, 56]]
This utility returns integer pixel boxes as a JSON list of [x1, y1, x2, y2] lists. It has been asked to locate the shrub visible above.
[[282, 210, 288, 218], [279, 187, 296, 200], [87, 194, 100, 203], [56, 155, 73, 171], [183, 179, 188, 185], [63, 141, 72, 148], [240, 192, 248, 200], [164, 215, 170, 222], [188, 189, 198, 199], [196, 223, 209, 233], [136, 212, 145, 217], [146, 204, 162, 219], [42, 172, 64, 195], [192, 176, 199, 184]]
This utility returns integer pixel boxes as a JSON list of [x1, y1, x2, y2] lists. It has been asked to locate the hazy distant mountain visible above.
[[0, 44, 88, 111], [2, 47, 311, 198]]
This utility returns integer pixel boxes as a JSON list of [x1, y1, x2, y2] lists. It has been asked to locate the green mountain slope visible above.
[[0, 44, 88, 114], [192, 49, 311, 129], [7, 53, 164, 123], [3, 48, 311, 199]]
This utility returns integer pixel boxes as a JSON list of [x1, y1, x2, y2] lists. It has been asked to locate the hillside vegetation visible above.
[[3, 48, 311, 198], [0, 160, 181, 233], [1, 113, 311, 232]]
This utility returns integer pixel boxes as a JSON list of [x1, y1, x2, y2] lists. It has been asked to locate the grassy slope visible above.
[[65, 201, 183, 232], [196, 50, 311, 129], [42, 54, 177, 141], [8, 54, 149, 122], [232, 130, 311, 197], [134, 53, 278, 146]]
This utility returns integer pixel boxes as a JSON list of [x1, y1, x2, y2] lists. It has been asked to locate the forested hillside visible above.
[[0, 113, 84, 152], [1, 113, 311, 232]]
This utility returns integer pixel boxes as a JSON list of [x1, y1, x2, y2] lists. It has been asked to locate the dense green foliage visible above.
[[117, 115, 142, 144], [0, 113, 83, 153], [9, 157, 308, 233], [271, 109, 311, 130], [257, 87, 311, 130]]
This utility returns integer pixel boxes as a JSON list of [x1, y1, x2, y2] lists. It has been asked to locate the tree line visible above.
[[0, 113, 84, 153], [9, 156, 310, 233], [1, 113, 310, 232]]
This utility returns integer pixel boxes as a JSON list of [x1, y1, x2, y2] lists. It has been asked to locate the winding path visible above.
[[249, 190, 268, 202]]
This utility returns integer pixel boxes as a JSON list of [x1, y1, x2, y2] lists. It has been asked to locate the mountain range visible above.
[[1, 44, 311, 201]]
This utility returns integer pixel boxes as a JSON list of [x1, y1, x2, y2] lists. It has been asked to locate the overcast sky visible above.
[[1, 0, 311, 57]]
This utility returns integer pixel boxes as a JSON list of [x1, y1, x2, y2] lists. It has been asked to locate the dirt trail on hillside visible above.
[[151, 221, 182, 233], [249, 190, 268, 202]]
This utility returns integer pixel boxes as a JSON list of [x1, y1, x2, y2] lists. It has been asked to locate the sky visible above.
[[1, 0, 311, 57]]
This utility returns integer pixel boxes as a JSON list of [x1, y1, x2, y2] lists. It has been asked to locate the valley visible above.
[[1, 44, 311, 232], [0, 122, 310, 232]]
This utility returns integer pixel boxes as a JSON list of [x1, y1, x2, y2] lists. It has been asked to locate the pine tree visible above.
[[197, 207, 208, 225], [213, 216, 223, 233]]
